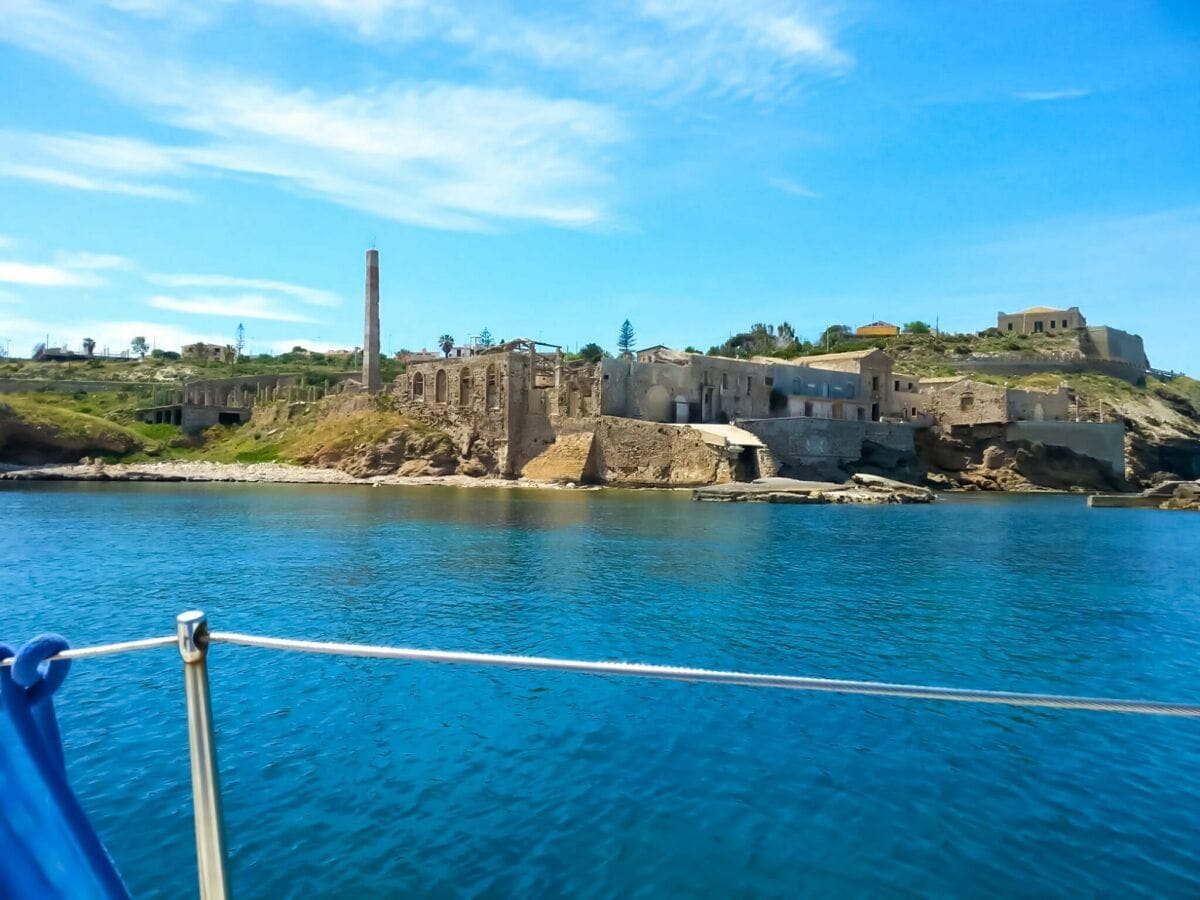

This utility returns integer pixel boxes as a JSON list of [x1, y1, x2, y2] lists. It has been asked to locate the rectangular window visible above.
[[907, 382, 914, 391], [721, 373, 728, 389], [746, 377, 753, 390], [1062, 319, 1068, 328], [894, 380, 900, 391], [1034, 321, 1044, 333], [1007, 323, 1013, 331], [765, 376, 774, 387], [1050, 320, 1056, 328], [872, 375, 880, 391]]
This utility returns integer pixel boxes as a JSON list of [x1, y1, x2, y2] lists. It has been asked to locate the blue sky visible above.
[[0, 1, 1197, 370]]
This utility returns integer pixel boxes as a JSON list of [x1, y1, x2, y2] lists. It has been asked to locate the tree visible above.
[[577, 342, 605, 363], [478, 327, 494, 348], [617, 319, 636, 355], [776, 321, 796, 345], [82, 337, 96, 357], [903, 321, 932, 335], [131, 336, 148, 358], [438, 334, 455, 357], [821, 324, 849, 349]]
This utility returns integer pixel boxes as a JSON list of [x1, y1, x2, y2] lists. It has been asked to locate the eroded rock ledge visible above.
[[693, 473, 935, 505]]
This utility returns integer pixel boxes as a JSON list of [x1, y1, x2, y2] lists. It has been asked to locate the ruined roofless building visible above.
[[363, 249, 382, 393]]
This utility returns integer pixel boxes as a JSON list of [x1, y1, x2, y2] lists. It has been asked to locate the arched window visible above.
[[435, 369, 448, 403], [412, 372, 424, 401], [459, 369, 472, 406], [485, 364, 499, 410]]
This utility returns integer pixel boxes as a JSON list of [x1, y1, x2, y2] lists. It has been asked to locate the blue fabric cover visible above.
[[0, 636, 130, 899]]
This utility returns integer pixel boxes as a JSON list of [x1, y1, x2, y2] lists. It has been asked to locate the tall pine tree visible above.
[[617, 319, 636, 355]]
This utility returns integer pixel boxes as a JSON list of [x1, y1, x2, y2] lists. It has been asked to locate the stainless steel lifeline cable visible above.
[[5, 610, 1200, 900], [5, 624, 1199, 717]]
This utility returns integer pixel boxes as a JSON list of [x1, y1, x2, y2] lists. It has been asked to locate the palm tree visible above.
[[438, 334, 455, 357]]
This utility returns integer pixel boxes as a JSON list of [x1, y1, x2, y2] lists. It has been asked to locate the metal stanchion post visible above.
[[177, 610, 231, 899]]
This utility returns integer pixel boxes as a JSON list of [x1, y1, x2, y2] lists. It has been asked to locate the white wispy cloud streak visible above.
[[0, 248, 136, 287], [1014, 88, 1090, 102], [148, 293, 320, 323], [0, 261, 103, 287], [1, 316, 236, 358], [0, 161, 193, 201], [769, 176, 819, 198], [146, 273, 339, 306], [264, 0, 852, 98], [0, 2, 627, 230]]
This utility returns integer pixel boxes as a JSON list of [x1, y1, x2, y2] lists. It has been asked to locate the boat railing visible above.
[[5, 609, 1198, 900]]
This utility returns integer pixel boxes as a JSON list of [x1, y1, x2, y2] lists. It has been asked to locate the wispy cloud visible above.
[[56, 251, 137, 271], [148, 293, 321, 323], [1, 316, 236, 358], [0, 261, 104, 287], [0, 3, 626, 230], [267, 0, 852, 98], [0, 248, 136, 287], [1014, 88, 1090, 102], [147, 273, 339, 306], [769, 176, 819, 198], [0, 161, 193, 201]]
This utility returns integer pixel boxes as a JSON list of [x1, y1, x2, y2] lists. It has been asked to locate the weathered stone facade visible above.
[[390, 340, 600, 476]]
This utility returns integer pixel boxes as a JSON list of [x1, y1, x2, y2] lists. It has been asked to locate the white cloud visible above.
[[147, 273, 339, 306], [264, 0, 852, 98], [56, 251, 137, 271], [0, 3, 625, 230], [0, 162, 193, 201], [0, 261, 103, 287], [1015, 88, 1090, 102], [769, 176, 819, 198], [147, 293, 321, 323], [0, 316, 234, 358], [0, 248, 137, 288]]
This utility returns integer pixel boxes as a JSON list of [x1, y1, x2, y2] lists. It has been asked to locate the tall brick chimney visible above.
[[363, 248, 381, 393]]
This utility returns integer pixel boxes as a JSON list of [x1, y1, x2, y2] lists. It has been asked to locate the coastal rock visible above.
[[694, 476, 933, 505], [1162, 482, 1200, 511]]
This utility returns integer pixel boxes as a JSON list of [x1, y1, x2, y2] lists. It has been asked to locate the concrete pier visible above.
[[363, 249, 381, 394]]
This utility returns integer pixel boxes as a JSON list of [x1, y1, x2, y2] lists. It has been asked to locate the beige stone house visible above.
[[997, 306, 1086, 335]]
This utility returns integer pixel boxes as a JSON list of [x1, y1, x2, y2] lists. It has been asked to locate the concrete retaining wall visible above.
[[1005, 421, 1125, 475], [737, 417, 915, 471]]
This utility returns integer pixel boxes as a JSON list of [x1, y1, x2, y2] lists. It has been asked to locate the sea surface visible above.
[[2, 482, 1200, 898]]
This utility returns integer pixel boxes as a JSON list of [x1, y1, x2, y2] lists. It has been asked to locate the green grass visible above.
[[0, 394, 147, 459]]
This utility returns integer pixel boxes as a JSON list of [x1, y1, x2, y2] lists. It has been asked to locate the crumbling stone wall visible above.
[[392, 351, 602, 476]]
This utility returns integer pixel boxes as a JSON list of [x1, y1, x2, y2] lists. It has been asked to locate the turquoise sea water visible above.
[[2, 482, 1200, 898]]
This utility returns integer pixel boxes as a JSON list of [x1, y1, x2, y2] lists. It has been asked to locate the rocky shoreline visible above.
[[0, 460, 599, 491], [0, 461, 940, 504]]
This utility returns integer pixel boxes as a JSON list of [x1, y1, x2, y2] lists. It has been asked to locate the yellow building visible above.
[[855, 321, 900, 337]]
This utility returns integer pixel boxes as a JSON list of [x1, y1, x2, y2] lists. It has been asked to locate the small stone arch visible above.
[[412, 372, 424, 402], [459, 369, 472, 405], [435, 369, 448, 403]]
